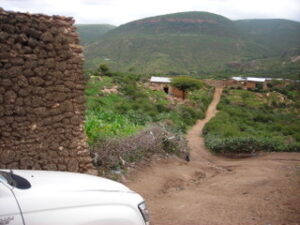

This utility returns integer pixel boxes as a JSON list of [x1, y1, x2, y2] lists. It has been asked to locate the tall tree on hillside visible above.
[[97, 64, 111, 76], [171, 76, 203, 99]]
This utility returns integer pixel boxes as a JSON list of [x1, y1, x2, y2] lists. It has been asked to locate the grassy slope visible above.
[[76, 24, 116, 46], [231, 19, 300, 77], [85, 33, 255, 73], [235, 19, 300, 56]]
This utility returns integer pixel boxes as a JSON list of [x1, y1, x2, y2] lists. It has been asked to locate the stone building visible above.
[[0, 9, 95, 173], [150, 76, 185, 99]]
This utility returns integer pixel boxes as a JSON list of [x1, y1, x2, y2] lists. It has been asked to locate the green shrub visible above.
[[204, 88, 300, 153], [205, 135, 300, 153], [85, 110, 141, 144]]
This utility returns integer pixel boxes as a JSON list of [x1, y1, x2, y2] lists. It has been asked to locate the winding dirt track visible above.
[[125, 88, 300, 225]]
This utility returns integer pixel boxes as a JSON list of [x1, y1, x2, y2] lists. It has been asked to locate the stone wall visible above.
[[0, 8, 94, 173]]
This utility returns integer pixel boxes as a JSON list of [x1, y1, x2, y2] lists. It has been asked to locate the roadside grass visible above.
[[85, 110, 141, 144], [204, 85, 300, 153]]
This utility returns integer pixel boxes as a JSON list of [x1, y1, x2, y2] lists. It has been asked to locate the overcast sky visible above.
[[1, 0, 300, 25]]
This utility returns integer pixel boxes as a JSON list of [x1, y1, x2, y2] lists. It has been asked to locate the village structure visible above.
[[231, 77, 269, 89], [150, 76, 186, 99], [150, 75, 297, 96], [228, 76, 296, 89]]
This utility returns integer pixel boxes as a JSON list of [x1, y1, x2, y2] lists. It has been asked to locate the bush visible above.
[[205, 135, 300, 154], [85, 110, 141, 144], [98, 64, 109, 75], [91, 126, 188, 169]]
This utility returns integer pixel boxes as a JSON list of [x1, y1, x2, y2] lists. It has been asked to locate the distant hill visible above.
[[232, 19, 300, 78], [76, 24, 116, 45], [109, 11, 240, 38], [236, 19, 300, 57], [84, 12, 300, 78]]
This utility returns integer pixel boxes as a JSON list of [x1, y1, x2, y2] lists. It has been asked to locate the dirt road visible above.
[[125, 88, 300, 225]]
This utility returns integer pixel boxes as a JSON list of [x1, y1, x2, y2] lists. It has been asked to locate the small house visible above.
[[150, 76, 185, 99], [231, 77, 268, 90], [150, 76, 172, 94], [231, 76, 246, 86], [245, 77, 267, 89]]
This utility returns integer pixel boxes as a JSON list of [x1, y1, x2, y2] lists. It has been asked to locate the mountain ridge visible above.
[[76, 24, 116, 45], [83, 11, 300, 78]]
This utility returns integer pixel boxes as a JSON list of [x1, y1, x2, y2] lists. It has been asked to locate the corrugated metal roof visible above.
[[232, 76, 290, 82], [246, 77, 266, 82], [150, 76, 171, 83], [232, 77, 246, 81]]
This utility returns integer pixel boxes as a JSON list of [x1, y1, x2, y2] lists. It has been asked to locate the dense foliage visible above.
[[171, 76, 204, 91], [203, 85, 300, 153]]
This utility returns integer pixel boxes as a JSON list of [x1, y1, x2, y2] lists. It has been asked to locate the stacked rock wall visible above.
[[0, 9, 94, 173]]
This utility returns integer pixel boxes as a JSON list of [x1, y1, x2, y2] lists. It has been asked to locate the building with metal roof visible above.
[[246, 77, 266, 83], [150, 76, 172, 83]]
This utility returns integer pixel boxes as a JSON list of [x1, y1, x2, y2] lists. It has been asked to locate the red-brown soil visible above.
[[125, 88, 300, 225]]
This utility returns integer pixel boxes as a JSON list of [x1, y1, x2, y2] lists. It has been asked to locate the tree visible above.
[[97, 64, 110, 76], [171, 76, 203, 99], [171, 76, 203, 91]]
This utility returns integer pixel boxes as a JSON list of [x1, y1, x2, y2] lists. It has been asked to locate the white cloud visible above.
[[1, 0, 300, 25]]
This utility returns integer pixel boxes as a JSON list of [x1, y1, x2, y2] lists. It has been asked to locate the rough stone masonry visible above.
[[0, 8, 95, 173]]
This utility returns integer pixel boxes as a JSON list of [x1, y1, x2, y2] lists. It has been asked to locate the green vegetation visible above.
[[85, 69, 213, 171], [76, 24, 115, 46], [235, 19, 300, 57], [85, 32, 247, 75], [85, 70, 213, 145], [171, 76, 204, 91], [85, 76, 139, 143], [83, 11, 300, 78], [203, 84, 300, 154], [97, 64, 112, 76]]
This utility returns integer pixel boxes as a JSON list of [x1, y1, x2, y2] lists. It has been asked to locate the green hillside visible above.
[[76, 24, 116, 45], [236, 19, 300, 56], [84, 12, 300, 78]]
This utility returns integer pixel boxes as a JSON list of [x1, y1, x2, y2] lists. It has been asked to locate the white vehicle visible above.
[[0, 170, 150, 225]]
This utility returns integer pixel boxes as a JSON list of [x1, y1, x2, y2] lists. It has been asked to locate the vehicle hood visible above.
[[5, 170, 144, 216], [10, 170, 131, 193]]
